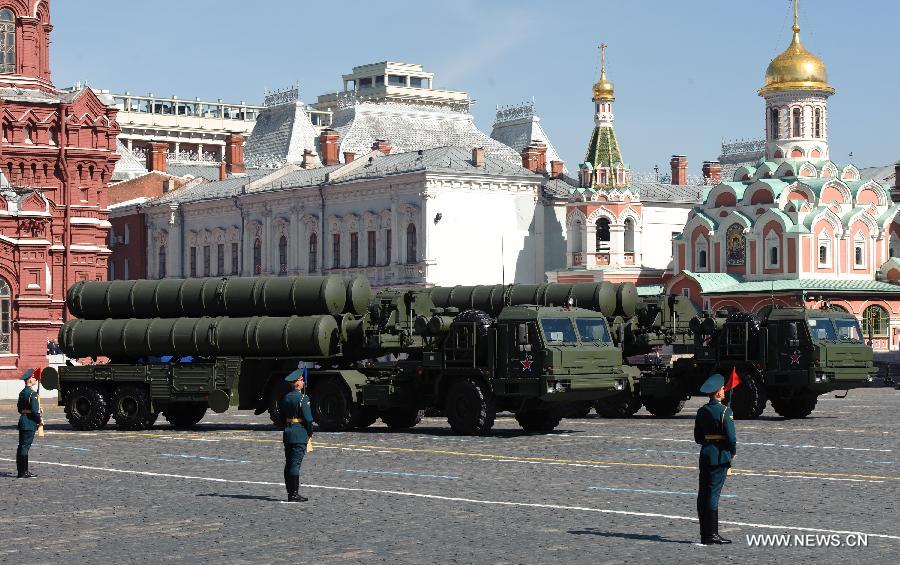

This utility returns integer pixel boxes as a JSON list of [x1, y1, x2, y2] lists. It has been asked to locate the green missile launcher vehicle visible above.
[[42, 276, 629, 435]]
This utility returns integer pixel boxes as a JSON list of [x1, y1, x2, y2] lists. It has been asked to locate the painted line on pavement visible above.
[[864, 460, 896, 465], [731, 471, 883, 484], [3, 457, 898, 542], [589, 486, 737, 498], [344, 469, 460, 480], [159, 453, 250, 463], [559, 434, 893, 453], [39, 444, 90, 452]]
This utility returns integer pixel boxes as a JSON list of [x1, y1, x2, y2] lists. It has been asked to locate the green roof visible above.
[[584, 125, 623, 188], [679, 271, 744, 292], [705, 278, 900, 295], [637, 284, 664, 296]]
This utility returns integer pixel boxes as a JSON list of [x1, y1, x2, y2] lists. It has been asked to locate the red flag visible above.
[[725, 366, 741, 391]]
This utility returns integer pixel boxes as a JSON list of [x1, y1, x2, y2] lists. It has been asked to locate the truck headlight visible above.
[[614, 379, 626, 391]]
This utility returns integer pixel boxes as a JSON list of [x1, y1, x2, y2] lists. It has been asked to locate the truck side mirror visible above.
[[516, 323, 529, 346]]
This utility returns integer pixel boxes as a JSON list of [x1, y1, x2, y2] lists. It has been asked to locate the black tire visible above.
[[566, 401, 593, 418], [267, 393, 283, 428], [642, 396, 686, 418], [163, 403, 208, 428], [771, 394, 818, 419], [445, 378, 496, 435], [357, 407, 379, 429], [311, 378, 360, 431], [64, 384, 110, 431], [515, 408, 563, 433], [111, 384, 152, 431], [728, 370, 768, 419], [594, 391, 642, 418], [380, 407, 424, 429]]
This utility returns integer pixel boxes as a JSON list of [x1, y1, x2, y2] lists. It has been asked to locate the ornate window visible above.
[[231, 242, 239, 275], [765, 232, 780, 268], [278, 235, 288, 275], [624, 218, 635, 253], [695, 237, 708, 271], [349, 232, 359, 268], [158, 245, 167, 279], [0, 10, 14, 75], [770, 108, 780, 140], [725, 224, 746, 266], [0, 278, 10, 352], [862, 305, 889, 337], [697, 249, 707, 270], [189, 247, 197, 277], [217, 243, 225, 276], [814, 108, 822, 138], [253, 238, 262, 274], [854, 233, 865, 268], [406, 223, 417, 264], [332, 233, 341, 269], [595, 218, 610, 251], [367, 231, 376, 267], [203, 245, 211, 276], [817, 231, 831, 268], [385, 229, 392, 265], [308, 233, 318, 272], [791, 107, 802, 137]]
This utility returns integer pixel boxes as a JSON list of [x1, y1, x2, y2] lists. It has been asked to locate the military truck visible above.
[[41, 276, 629, 435]]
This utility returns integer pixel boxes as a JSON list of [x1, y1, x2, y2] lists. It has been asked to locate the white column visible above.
[[609, 224, 625, 267], [198, 143, 204, 159]]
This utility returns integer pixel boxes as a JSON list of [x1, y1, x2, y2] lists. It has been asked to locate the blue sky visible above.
[[52, 0, 898, 174]]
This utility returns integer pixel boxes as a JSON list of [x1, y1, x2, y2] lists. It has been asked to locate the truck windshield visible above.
[[576, 318, 611, 343], [540, 318, 577, 344], [807, 317, 837, 341], [834, 318, 863, 342]]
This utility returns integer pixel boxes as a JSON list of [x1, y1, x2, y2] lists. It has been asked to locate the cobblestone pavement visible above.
[[1, 388, 898, 564]]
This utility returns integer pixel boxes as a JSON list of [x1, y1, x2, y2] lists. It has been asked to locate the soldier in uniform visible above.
[[694, 373, 736, 545], [280, 368, 314, 502], [16, 368, 43, 479]]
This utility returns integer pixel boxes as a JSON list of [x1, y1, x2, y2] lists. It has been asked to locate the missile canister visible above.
[[59, 315, 339, 359], [66, 275, 355, 319]]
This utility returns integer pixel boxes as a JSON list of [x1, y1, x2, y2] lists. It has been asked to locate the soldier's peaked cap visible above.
[[20, 368, 35, 381], [699, 373, 725, 394], [284, 368, 306, 383]]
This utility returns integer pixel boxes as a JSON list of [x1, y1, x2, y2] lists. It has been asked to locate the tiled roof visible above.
[[167, 164, 221, 180], [111, 139, 148, 181], [707, 278, 900, 295], [245, 101, 320, 168], [678, 271, 743, 292], [634, 181, 702, 203], [490, 109, 565, 171]]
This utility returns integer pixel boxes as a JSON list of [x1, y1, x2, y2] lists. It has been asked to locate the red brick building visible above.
[[0, 0, 120, 390]]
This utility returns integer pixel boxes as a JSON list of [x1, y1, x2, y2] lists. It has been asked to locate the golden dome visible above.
[[592, 42, 615, 101], [758, 9, 834, 96]]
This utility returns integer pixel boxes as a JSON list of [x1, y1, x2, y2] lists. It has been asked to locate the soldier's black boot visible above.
[[289, 477, 308, 502], [22, 455, 36, 478], [710, 510, 731, 544], [699, 507, 714, 544], [16, 454, 25, 478]]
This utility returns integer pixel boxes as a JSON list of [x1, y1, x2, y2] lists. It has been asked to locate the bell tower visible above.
[[0, 0, 54, 92]]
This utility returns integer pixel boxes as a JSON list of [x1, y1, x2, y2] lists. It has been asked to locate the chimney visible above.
[[701, 161, 722, 184], [301, 149, 316, 170], [319, 128, 340, 166], [471, 147, 485, 168], [521, 141, 547, 174], [225, 133, 245, 175], [219, 161, 227, 181], [343, 151, 356, 164], [146, 142, 168, 173], [371, 139, 391, 155], [550, 160, 564, 179], [670, 155, 688, 185]]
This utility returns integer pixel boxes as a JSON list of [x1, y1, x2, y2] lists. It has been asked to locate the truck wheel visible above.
[[144, 412, 160, 429], [311, 378, 360, 431], [771, 394, 818, 419], [515, 409, 563, 432], [642, 396, 686, 418], [729, 371, 767, 420], [594, 391, 642, 418], [111, 384, 152, 431], [357, 407, 379, 429], [566, 401, 593, 418], [64, 384, 110, 431], [380, 407, 424, 429], [164, 403, 208, 428], [267, 394, 283, 428], [445, 378, 496, 435]]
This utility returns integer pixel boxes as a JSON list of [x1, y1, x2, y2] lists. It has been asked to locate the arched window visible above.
[[0, 10, 14, 75], [158, 245, 167, 279], [253, 238, 262, 274], [406, 223, 417, 264], [278, 235, 288, 275], [725, 223, 746, 266], [770, 108, 780, 140], [1, 277, 10, 352], [624, 218, 635, 253], [769, 245, 779, 266], [765, 231, 780, 268], [813, 108, 822, 138], [792, 107, 802, 137], [23, 125, 32, 144], [697, 249, 708, 270], [349, 232, 359, 268], [595, 218, 610, 251], [854, 233, 865, 268], [308, 233, 318, 272], [862, 304, 889, 337]]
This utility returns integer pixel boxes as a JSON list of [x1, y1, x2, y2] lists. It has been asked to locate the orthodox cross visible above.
[[598, 42, 608, 77]]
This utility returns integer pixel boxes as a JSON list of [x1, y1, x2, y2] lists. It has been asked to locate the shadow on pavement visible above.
[[197, 493, 282, 502], [568, 529, 695, 545]]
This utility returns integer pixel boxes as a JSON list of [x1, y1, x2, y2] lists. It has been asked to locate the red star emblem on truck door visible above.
[[520, 356, 534, 371], [790, 350, 801, 364]]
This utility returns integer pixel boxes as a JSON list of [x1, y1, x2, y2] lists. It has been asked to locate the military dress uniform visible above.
[[694, 373, 736, 545], [16, 368, 42, 478], [280, 369, 314, 502]]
